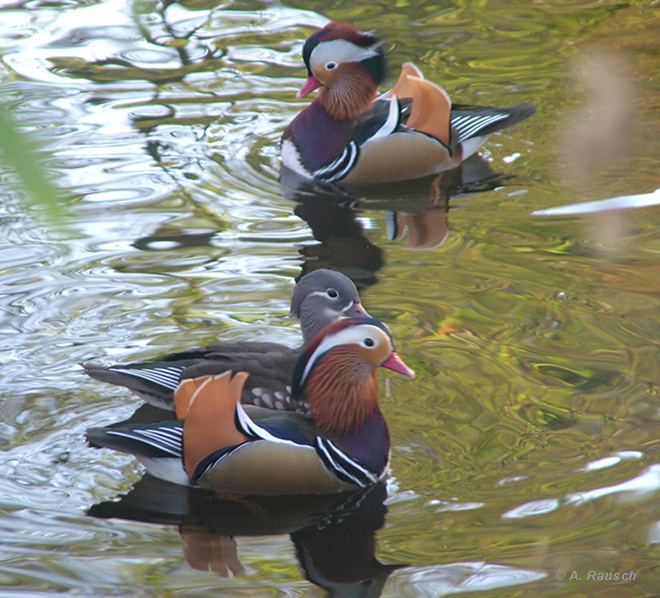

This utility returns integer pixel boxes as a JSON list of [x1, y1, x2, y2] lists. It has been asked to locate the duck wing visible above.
[[83, 341, 300, 411]]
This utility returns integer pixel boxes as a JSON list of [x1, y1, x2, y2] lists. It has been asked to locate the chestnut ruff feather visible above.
[[304, 345, 380, 436], [319, 63, 379, 121]]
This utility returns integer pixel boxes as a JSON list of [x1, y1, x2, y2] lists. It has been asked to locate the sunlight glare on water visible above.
[[1, 0, 660, 596]]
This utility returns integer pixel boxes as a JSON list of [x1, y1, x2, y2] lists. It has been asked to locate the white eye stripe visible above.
[[307, 289, 345, 302], [310, 39, 380, 72], [300, 324, 390, 385]]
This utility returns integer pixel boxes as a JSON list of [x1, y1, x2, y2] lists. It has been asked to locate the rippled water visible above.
[[2, 0, 660, 596]]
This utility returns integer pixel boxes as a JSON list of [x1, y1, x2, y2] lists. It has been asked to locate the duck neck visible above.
[[300, 307, 330, 347], [318, 71, 378, 121], [304, 346, 380, 436]]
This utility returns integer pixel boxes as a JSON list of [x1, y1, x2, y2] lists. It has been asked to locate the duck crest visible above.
[[303, 22, 379, 61], [301, 22, 385, 121]]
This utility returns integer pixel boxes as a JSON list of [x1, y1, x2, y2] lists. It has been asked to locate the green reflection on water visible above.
[[1, 0, 660, 596]]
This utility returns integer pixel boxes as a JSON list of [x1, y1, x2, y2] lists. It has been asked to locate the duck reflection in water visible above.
[[282, 153, 507, 288], [89, 475, 401, 597]]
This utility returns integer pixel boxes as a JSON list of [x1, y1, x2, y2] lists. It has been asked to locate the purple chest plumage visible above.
[[335, 410, 390, 476], [282, 101, 356, 172]]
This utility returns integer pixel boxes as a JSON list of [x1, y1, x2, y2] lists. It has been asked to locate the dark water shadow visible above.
[[129, 155, 507, 291], [280, 154, 508, 289], [89, 475, 402, 597]]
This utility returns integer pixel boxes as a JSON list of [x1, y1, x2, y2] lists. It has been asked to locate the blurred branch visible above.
[[0, 103, 67, 224]]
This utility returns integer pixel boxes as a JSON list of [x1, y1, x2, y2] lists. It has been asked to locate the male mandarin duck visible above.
[[86, 317, 415, 495], [281, 21, 536, 184], [83, 269, 368, 411]]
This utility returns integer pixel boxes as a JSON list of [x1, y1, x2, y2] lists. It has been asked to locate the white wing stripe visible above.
[[235, 404, 308, 448], [106, 427, 183, 457], [326, 438, 379, 484], [314, 142, 359, 182], [369, 97, 401, 141], [110, 366, 183, 389], [452, 114, 507, 141], [315, 437, 365, 486], [316, 437, 379, 486], [136, 428, 183, 451]]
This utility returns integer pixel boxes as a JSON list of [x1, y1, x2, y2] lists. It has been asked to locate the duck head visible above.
[[297, 22, 386, 120], [290, 269, 370, 345], [292, 317, 414, 436]]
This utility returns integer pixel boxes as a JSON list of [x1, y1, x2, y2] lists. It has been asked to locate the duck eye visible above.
[[326, 61, 337, 70], [364, 337, 375, 347], [327, 288, 338, 299]]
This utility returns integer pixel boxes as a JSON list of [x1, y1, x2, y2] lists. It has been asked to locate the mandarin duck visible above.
[[281, 21, 536, 184], [86, 317, 415, 495], [83, 269, 368, 411]]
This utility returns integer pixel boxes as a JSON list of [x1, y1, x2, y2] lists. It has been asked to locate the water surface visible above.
[[1, 0, 660, 596]]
